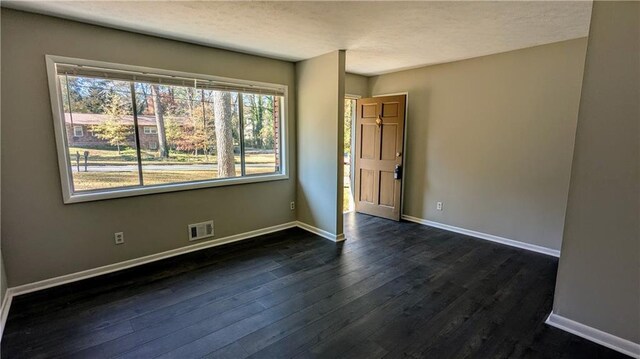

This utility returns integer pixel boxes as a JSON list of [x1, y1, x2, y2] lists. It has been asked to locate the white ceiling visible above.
[[4, 1, 593, 76]]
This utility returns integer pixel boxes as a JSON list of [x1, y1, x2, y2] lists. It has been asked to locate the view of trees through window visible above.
[[59, 74, 282, 192], [343, 98, 356, 212]]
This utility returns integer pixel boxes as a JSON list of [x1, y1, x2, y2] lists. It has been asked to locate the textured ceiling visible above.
[[4, 1, 592, 76]]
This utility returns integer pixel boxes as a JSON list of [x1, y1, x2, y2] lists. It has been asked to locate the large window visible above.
[[47, 56, 287, 203]]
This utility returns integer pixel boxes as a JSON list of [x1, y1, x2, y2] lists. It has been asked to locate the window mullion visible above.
[[129, 83, 144, 186], [238, 94, 246, 176]]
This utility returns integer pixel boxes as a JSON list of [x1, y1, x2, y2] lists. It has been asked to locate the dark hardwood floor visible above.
[[1, 213, 629, 358]]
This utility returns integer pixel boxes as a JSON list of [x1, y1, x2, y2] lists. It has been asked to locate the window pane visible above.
[[60, 75, 141, 192], [208, 90, 243, 178], [242, 94, 280, 175], [53, 61, 287, 202], [134, 84, 242, 185]]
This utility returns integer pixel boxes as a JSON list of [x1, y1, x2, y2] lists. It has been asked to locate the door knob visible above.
[[396, 152, 402, 157], [376, 116, 382, 127]]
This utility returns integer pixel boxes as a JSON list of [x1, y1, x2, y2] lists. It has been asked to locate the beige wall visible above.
[[345, 73, 369, 98], [552, 1, 639, 344], [296, 51, 345, 236], [368, 38, 588, 251], [1, 9, 297, 286]]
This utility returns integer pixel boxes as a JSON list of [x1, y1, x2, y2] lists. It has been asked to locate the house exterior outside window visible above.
[[143, 126, 157, 135]]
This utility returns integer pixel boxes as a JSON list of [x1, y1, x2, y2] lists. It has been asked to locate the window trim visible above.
[[143, 126, 157, 135], [46, 55, 289, 204]]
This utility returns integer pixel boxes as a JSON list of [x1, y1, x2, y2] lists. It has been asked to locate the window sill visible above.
[[64, 173, 289, 204]]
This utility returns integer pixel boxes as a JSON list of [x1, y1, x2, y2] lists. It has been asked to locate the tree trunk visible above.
[[139, 85, 149, 114], [256, 96, 264, 148], [151, 85, 169, 158], [186, 88, 195, 117], [213, 91, 236, 177]]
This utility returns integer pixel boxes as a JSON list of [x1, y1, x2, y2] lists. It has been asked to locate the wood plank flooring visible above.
[[1, 213, 630, 358]]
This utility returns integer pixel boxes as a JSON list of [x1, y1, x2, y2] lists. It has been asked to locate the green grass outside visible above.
[[68, 146, 278, 191], [343, 186, 352, 213], [343, 163, 353, 213], [68, 146, 276, 166], [73, 166, 275, 192]]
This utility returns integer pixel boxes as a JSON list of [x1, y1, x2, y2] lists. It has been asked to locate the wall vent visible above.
[[188, 220, 214, 241]]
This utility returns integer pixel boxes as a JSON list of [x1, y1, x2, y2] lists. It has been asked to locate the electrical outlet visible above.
[[290, 201, 295, 210], [114, 232, 124, 245], [436, 202, 443, 211]]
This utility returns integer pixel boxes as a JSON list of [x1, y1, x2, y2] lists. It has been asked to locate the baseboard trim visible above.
[[0, 219, 346, 341], [1, 218, 341, 304], [546, 312, 640, 358], [0, 290, 13, 341], [8, 221, 298, 297], [296, 221, 345, 242], [401, 215, 560, 257]]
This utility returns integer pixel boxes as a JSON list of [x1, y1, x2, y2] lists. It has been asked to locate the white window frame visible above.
[[143, 126, 157, 135], [73, 125, 84, 137], [46, 55, 289, 204]]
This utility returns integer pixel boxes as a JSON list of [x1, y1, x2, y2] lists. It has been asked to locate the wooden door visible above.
[[354, 95, 406, 221]]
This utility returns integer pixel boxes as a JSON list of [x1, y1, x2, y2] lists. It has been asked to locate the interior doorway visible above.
[[343, 96, 358, 213]]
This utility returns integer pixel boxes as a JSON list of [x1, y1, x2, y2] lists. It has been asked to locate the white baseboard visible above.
[[8, 221, 298, 297], [401, 215, 560, 257], [0, 221, 345, 340], [0, 219, 348, 341], [546, 312, 640, 358], [0, 290, 13, 341], [296, 221, 345, 242]]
